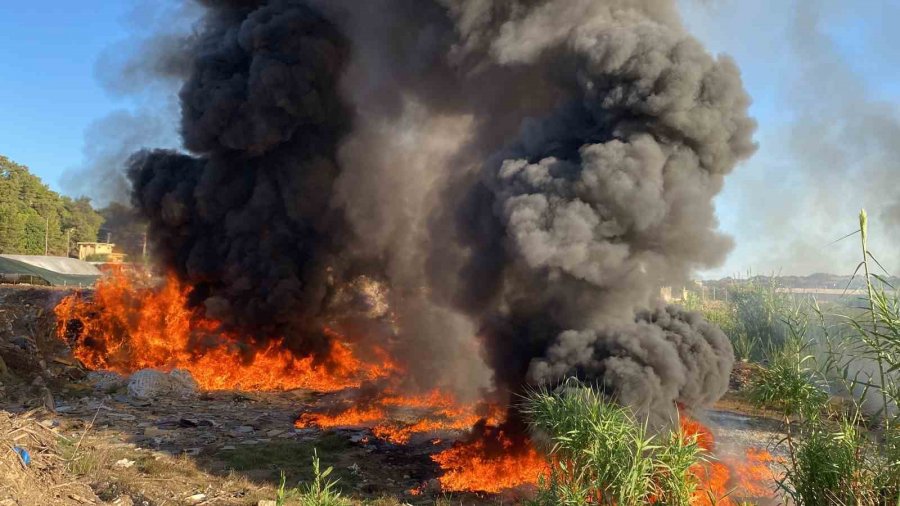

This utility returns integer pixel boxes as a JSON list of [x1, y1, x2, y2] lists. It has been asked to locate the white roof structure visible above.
[[0, 255, 101, 276]]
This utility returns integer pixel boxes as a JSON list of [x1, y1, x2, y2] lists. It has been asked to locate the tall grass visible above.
[[522, 381, 701, 506], [752, 211, 900, 505], [746, 305, 828, 422], [686, 277, 790, 363], [730, 277, 790, 361]]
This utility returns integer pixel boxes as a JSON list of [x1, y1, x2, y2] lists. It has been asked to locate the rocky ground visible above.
[[0, 284, 787, 505]]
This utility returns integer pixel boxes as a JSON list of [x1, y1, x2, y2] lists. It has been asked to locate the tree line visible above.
[[0, 155, 145, 259]]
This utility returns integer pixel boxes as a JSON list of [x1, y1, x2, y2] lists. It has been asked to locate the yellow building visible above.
[[76, 242, 125, 263]]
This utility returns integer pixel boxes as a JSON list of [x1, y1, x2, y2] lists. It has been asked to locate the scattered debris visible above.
[[12, 447, 29, 466], [127, 369, 198, 400], [186, 493, 207, 503], [113, 458, 135, 469]]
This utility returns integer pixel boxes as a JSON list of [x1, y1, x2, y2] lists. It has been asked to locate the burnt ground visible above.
[[0, 284, 787, 505]]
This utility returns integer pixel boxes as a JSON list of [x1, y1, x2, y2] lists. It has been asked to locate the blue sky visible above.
[[2, 0, 898, 276], [679, 0, 900, 276], [0, 2, 135, 186]]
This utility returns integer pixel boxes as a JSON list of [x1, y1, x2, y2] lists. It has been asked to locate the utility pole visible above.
[[107, 232, 112, 244], [44, 216, 50, 256], [66, 228, 74, 258]]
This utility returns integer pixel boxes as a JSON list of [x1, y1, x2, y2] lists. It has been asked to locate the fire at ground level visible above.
[[0, 282, 785, 505]]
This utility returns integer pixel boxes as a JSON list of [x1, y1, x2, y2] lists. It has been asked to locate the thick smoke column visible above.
[[130, 0, 352, 354], [131, 0, 755, 421], [433, 0, 756, 422]]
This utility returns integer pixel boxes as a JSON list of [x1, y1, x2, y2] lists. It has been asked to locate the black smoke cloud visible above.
[[131, 0, 755, 421], [130, 0, 352, 354]]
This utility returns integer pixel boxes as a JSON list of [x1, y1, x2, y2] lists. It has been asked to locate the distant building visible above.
[[76, 242, 126, 263], [660, 286, 674, 302]]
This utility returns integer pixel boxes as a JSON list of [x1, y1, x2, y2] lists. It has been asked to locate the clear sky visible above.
[[2, 0, 899, 277], [0, 2, 134, 186]]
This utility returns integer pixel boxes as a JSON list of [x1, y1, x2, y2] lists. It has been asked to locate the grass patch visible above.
[[521, 381, 701, 506], [217, 434, 351, 486], [58, 436, 111, 477], [276, 449, 351, 506]]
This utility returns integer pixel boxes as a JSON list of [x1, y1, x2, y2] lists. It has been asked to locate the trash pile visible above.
[[126, 369, 198, 401], [0, 410, 102, 505], [0, 285, 79, 406]]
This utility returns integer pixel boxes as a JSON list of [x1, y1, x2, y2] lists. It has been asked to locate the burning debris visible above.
[[51, 0, 762, 499], [54, 271, 398, 392], [681, 414, 779, 505], [125, 0, 754, 424]]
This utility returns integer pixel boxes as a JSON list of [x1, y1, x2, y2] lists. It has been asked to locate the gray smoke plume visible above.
[[62, 0, 197, 206], [129, 0, 754, 421], [680, 0, 900, 275]]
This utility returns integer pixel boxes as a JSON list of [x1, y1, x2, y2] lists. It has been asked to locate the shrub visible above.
[[746, 309, 828, 422], [767, 211, 900, 504], [522, 381, 700, 506], [275, 449, 350, 506]]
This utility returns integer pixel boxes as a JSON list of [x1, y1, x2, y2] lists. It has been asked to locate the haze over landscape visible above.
[[2, 0, 899, 278]]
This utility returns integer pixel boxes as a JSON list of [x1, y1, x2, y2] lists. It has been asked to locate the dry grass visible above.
[[0, 409, 100, 505], [75, 443, 275, 505], [1, 408, 280, 505]]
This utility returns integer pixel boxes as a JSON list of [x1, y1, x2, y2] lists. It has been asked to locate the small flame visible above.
[[296, 388, 504, 444], [729, 448, 777, 498], [431, 431, 548, 493], [680, 414, 778, 505], [296, 405, 388, 429]]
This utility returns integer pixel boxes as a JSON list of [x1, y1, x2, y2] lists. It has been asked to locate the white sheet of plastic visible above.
[[0, 255, 101, 276], [127, 369, 199, 400]]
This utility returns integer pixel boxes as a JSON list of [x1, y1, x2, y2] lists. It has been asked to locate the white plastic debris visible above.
[[87, 371, 128, 392], [127, 369, 199, 400], [114, 458, 135, 468]]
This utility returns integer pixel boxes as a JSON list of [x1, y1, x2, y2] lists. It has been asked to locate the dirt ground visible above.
[[0, 284, 786, 506], [0, 284, 530, 505]]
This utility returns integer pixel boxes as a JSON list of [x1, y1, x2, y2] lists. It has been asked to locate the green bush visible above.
[[764, 211, 900, 505], [780, 417, 900, 505], [275, 449, 350, 506], [746, 308, 828, 422], [522, 381, 700, 506]]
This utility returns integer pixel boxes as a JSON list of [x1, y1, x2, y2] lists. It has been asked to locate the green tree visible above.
[[62, 196, 104, 255], [0, 202, 26, 252], [0, 155, 104, 256]]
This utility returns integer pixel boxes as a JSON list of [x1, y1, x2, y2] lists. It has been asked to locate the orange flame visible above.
[[54, 270, 395, 391], [296, 406, 388, 429], [431, 432, 548, 493], [53, 270, 779, 500], [295, 388, 504, 444], [680, 415, 778, 505], [728, 448, 777, 498]]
